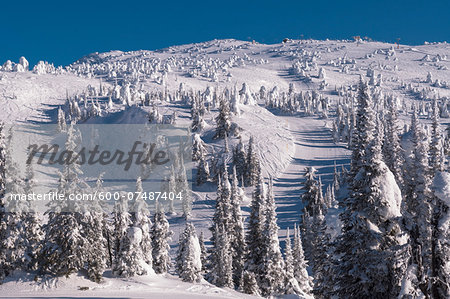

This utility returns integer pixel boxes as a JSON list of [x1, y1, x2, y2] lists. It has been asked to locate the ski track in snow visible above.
[[272, 114, 350, 235]]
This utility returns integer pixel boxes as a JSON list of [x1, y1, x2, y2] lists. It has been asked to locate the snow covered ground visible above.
[[0, 38, 449, 298]]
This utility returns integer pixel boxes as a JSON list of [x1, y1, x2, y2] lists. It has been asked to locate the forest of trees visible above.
[[0, 77, 449, 299]]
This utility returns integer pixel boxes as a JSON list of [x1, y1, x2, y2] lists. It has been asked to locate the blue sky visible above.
[[1, 0, 449, 66]]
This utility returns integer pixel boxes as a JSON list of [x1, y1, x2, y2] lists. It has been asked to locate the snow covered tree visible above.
[[208, 223, 233, 287], [207, 166, 234, 287], [245, 172, 266, 281], [334, 90, 407, 298], [432, 172, 450, 298], [130, 177, 153, 267], [112, 198, 132, 275], [244, 136, 260, 187], [176, 156, 192, 219], [196, 151, 210, 186], [429, 98, 444, 173], [83, 205, 107, 282], [229, 167, 246, 287], [350, 79, 374, 179], [232, 139, 246, 184], [284, 228, 297, 294], [311, 209, 332, 298], [57, 106, 66, 132], [40, 211, 84, 276], [19, 161, 43, 272], [383, 98, 404, 186], [191, 98, 205, 132], [403, 117, 435, 295], [113, 226, 148, 277], [301, 166, 326, 216], [292, 223, 313, 295], [198, 232, 207, 272], [176, 222, 202, 282], [192, 134, 207, 162], [40, 125, 88, 276], [214, 96, 231, 139], [240, 271, 261, 295], [151, 205, 172, 274], [259, 178, 286, 296]]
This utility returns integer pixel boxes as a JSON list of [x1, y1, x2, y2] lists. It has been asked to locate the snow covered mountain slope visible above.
[[0, 38, 449, 298]]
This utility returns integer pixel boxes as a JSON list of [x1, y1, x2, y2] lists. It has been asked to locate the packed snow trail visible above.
[[272, 114, 350, 233]]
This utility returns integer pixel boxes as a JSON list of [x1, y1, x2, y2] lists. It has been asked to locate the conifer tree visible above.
[[429, 98, 444, 172], [207, 167, 234, 287], [245, 173, 266, 281], [130, 177, 153, 267], [232, 139, 246, 184], [230, 167, 246, 287], [176, 222, 202, 282], [383, 99, 405, 186], [350, 79, 374, 179], [198, 232, 207, 272], [240, 271, 261, 295], [151, 204, 172, 274], [214, 97, 231, 139], [209, 223, 233, 287], [40, 125, 87, 276], [334, 80, 407, 298], [83, 204, 107, 282], [292, 224, 313, 295], [244, 136, 260, 187], [259, 178, 286, 296], [196, 154, 210, 186]]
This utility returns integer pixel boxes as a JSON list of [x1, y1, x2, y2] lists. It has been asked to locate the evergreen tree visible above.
[[176, 222, 202, 282], [334, 81, 407, 298], [232, 139, 246, 184], [383, 99, 405, 186], [113, 226, 148, 277], [192, 134, 207, 162], [230, 167, 246, 287], [244, 136, 260, 187], [350, 79, 374, 179], [112, 198, 132, 275], [245, 172, 266, 281], [83, 204, 107, 282], [130, 177, 153, 267], [214, 97, 231, 139], [57, 106, 66, 132], [429, 98, 444, 172], [405, 122, 434, 294], [151, 204, 172, 274], [196, 153, 210, 186], [240, 271, 261, 295], [198, 232, 207, 272], [208, 166, 234, 287], [292, 224, 313, 295], [259, 178, 286, 296], [311, 209, 332, 298], [209, 224, 233, 287], [40, 125, 87, 276], [176, 156, 192, 219]]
